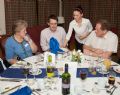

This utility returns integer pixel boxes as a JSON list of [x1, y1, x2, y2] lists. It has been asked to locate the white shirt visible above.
[[85, 30, 118, 53], [40, 26, 66, 51], [66, 18, 93, 44]]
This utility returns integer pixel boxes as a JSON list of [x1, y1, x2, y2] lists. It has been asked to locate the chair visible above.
[[68, 30, 76, 50], [0, 34, 11, 59], [0, 58, 6, 70], [0, 58, 7, 73], [27, 24, 48, 52]]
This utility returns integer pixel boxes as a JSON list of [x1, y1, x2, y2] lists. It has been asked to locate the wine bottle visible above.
[[46, 55, 54, 78], [62, 64, 71, 95], [46, 66, 54, 78]]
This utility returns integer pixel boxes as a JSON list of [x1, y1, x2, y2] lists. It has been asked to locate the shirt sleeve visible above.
[[65, 22, 73, 41], [87, 19, 93, 32], [61, 27, 66, 45], [5, 39, 15, 61], [107, 35, 118, 53], [84, 31, 94, 46], [40, 30, 49, 51]]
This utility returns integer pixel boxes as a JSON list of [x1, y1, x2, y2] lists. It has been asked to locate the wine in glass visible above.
[[22, 68, 29, 82], [108, 70, 116, 86], [79, 70, 88, 94], [80, 70, 87, 80]]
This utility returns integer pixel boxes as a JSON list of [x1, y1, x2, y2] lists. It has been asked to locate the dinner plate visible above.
[[17, 61, 27, 65], [97, 71, 109, 74], [113, 66, 120, 73], [60, 48, 69, 52], [29, 68, 42, 75]]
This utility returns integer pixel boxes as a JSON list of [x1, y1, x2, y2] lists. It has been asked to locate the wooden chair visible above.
[[27, 24, 48, 52], [0, 34, 11, 59]]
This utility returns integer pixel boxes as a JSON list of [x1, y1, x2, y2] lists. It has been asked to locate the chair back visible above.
[[0, 58, 7, 73], [0, 35, 10, 59]]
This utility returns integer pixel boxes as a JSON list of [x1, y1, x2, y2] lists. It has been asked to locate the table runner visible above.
[[0, 68, 120, 78]]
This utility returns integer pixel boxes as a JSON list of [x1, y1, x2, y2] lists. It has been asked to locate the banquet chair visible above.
[[0, 34, 11, 59], [0, 34, 12, 68], [27, 24, 48, 52], [0, 58, 7, 73]]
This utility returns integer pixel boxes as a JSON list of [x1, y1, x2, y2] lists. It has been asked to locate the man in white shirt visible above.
[[40, 15, 66, 51], [84, 19, 118, 59]]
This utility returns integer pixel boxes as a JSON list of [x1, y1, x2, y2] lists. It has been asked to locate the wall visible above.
[[0, 0, 6, 35]]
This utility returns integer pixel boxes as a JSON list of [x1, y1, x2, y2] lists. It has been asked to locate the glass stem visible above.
[[25, 74, 28, 82]]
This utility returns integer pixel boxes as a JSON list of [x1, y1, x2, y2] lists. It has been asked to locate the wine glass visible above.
[[80, 70, 87, 80], [22, 67, 29, 82], [30, 64, 39, 81], [108, 70, 116, 86], [79, 69, 88, 94]]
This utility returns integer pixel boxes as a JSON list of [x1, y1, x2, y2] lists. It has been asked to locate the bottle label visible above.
[[47, 66, 54, 78], [47, 72, 54, 78], [62, 83, 70, 88], [62, 77, 70, 88]]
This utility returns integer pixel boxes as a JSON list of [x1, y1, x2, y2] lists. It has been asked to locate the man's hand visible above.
[[94, 48, 104, 54]]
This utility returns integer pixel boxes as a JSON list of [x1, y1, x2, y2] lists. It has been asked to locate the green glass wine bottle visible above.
[[61, 64, 71, 95]]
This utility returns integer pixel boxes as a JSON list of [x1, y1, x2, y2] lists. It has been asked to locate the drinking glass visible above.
[[108, 70, 116, 86], [22, 68, 29, 82], [79, 69, 88, 94], [103, 59, 111, 72], [80, 70, 87, 80], [30, 64, 39, 81]]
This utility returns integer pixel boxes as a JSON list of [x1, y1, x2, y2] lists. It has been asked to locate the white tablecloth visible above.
[[0, 54, 120, 95]]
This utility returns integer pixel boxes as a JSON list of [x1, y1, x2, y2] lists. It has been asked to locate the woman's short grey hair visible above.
[[12, 20, 28, 34]]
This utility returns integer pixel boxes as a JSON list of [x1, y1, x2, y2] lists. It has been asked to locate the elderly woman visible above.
[[5, 20, 38, 64]]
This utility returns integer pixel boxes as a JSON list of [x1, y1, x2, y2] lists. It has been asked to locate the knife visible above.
[[0, 78, 22, 82], [110, 86, 117, 95], [1, 85, 21, 94]]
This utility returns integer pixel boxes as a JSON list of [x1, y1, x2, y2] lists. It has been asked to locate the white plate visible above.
[[98, 71, 109, 74], [17, 61, 27, 65], [29, 69, 42, 75], [60, 48, 69, 52], [113, 66, 120, 73]]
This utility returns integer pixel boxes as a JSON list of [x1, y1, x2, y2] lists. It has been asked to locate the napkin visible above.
[[10, 86, 32, 95], [49, 37, 64, 54]]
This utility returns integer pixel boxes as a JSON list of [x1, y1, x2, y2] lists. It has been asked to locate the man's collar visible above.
[[103, 31, 109, 39]]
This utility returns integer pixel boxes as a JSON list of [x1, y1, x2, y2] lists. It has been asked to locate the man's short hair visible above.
[[48, 14, 58, 22], [96, 19, 111, 31], [73, 5, 83, 14]]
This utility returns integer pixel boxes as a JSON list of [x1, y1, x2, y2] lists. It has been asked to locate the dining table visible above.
[[0, 51, 120, 95]]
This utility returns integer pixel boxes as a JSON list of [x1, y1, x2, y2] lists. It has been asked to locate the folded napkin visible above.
[[10, 86, 32, 95], [49, 37, 64, 54]]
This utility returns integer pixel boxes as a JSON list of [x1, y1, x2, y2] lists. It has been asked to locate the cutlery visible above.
[[106, 85, 115, 93], [32, 92, 36, 95], [117, 82, 120, 85], [83, 89, 90, 92], [1, 85, 21, 94], [0, 78, 22, 82], [33, 90, 41, 95], [110, 86, 117, 95], [111, 64, 119, 66]]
